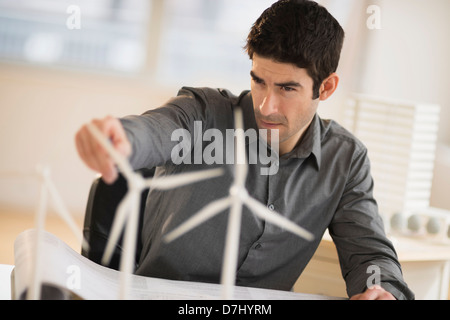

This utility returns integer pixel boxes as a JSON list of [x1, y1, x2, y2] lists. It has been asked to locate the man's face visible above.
[[250, 54, 319, 155]]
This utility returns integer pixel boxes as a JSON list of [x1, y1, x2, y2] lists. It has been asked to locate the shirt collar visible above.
[[282, 114, 322, 170]]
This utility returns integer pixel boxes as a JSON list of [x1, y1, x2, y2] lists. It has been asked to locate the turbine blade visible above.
[[233, 108, 248, 186], [220, 199, 243, 300], [146, 168, 224, 190], [118, 190, 141, 300], [244, 197, 314, 241], [102, 193, 132, 266], [234, 164, 248, 188], [43, 173, 89, 251], [164, 197, 232, 243], [87, 123, 135, 179]]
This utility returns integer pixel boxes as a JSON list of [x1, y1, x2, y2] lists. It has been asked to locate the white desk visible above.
[[391, 236, 450, 300], [294, 235, 450, 300], [0, 265, 14, 300]]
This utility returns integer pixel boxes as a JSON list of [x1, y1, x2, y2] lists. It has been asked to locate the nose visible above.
[[259, 91, 279, 117]]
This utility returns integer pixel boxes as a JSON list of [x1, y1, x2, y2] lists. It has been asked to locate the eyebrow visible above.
[[250, 71, 303, 88]]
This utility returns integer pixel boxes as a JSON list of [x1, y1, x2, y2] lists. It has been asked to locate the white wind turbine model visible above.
[[87, 124, 224, 300], [164, 108, 314, 300], [19, 165, 89, 300]]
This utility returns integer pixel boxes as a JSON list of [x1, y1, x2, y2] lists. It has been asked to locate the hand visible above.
[[75, 116, 132, 184], [350, 285, 396, 300]]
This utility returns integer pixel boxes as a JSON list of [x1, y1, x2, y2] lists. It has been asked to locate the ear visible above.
[[319, 73, 339, 101]]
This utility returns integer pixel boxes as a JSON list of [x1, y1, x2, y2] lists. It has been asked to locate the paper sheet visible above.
[[13, 230, 341, 300]]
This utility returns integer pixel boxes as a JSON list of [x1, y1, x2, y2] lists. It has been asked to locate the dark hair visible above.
[[245, 0, 345, 99]]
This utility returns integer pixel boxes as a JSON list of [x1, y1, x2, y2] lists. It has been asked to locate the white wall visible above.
[[359, 0, 450, 144], [355, 0, 450, 210], [0, 64, 173, 216], [0, 0, 449, 217]]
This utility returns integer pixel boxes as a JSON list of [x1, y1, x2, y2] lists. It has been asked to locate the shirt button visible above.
[[268, 204, 275, 211]]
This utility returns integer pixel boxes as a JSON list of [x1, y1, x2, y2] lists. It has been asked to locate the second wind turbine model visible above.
[[164, 108, 314, 300]]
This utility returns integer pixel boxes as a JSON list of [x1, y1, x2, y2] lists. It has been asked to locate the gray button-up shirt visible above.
[[120, 87, 414, 300]]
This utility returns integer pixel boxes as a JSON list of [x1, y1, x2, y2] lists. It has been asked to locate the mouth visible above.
[[258, 119, 283, 129]]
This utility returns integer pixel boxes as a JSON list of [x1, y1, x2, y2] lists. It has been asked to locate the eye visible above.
[[253, 77, 265, 85], [281, 86, 295, 92]]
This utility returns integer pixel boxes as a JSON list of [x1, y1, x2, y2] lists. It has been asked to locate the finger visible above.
[[76, 121, 118, 184], [363, 287, 382, 300], [366, 286, 396, 300], [96, 116, 132, 158], [75, 127, 90, 166], [76, 116, 132, 184], [351, 286, 396, 300], [75, 124, 103, 172], [90, 118, 121, 179], [373, 289, 396, 300], [91, 117, 133, 181], [93, 128, 124, 184]]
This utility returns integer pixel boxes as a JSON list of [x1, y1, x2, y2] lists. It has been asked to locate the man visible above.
[[76, 0, 414, 300]]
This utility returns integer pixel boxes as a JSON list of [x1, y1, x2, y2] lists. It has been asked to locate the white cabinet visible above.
[[294, 235, 450, 300]]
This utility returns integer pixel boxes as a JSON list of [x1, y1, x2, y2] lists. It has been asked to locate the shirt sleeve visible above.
[[328, 147, 415, 300], [119, 87, 215, 170]]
